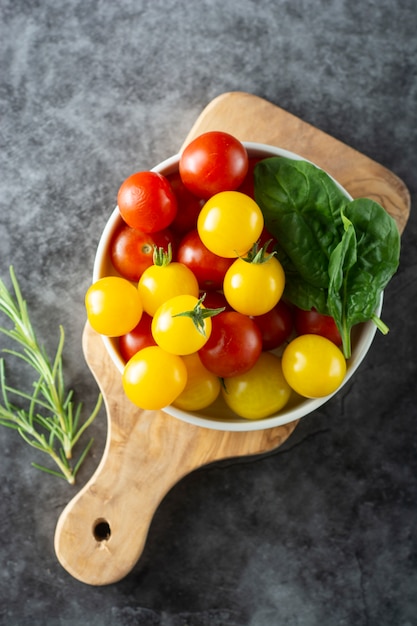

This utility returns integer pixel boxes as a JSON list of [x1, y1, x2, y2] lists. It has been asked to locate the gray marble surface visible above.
[[1, 1, 416, 625]]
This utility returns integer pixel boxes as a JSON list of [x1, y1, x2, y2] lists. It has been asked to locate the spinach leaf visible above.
[[328, 199, 400, 356], [254, 157, 401, 359], [254, 158, 349, 290]]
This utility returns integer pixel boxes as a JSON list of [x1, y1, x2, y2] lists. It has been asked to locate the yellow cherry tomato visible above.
[[222, 352, 292, 420], [152, 294, 213, 355], [223, 255, 285, 316], [85, 276, 143, 336], [173, 353, 221, 411], [197, 191, 264, 258], [282, 334, 347, 398], [122, 345, 187, 410], [138, 261, 199, 316]]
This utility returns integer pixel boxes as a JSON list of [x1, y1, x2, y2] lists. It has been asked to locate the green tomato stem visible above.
[[242, 240, 276, 264], [172, 294, 225, 336], [153, 243, 172, 266]]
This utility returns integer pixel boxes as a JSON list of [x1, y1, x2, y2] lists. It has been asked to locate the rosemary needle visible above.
[[0, 266, 102, 484]]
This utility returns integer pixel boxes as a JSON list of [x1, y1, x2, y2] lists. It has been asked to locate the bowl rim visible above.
[[92, 141, 382, 431]]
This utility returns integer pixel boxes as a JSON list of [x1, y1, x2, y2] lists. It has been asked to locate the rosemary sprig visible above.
[[0, 266, 102, 484]]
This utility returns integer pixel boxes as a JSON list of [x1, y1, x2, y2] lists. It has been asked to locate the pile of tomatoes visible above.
[[85, 131, 347, 419]]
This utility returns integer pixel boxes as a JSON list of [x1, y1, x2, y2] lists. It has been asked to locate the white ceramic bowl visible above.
[[93, 142, 382, 431]]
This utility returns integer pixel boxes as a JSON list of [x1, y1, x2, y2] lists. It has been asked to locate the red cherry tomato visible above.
[[252, 300, 294, 351], [179, 131, 248, 199], [166, 172, 205, 236], [117, 171, 177, 233], [294, 307, 342, 346], [110, 225, 176, 282], [198, 311, 262, 378], [118, 313, 156, 362], [177, 229, 234, 291]]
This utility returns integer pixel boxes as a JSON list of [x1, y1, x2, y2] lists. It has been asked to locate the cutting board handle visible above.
[[54, 324, 297, 585]]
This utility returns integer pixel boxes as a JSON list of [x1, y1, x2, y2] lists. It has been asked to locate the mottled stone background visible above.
[[0, 1, 416, 625]]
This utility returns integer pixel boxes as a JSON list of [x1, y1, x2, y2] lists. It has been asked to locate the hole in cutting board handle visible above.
[[93, 519, 111, 542]]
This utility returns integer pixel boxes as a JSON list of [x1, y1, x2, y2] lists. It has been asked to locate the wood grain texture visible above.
[[54, 92, 411, 586]]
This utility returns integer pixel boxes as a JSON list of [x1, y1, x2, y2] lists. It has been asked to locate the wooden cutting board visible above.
[[54, 92, 410, 586]]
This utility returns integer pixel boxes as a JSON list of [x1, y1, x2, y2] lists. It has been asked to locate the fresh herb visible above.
[[254, 157, 400, 358], [0, 266, 102, 484]]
